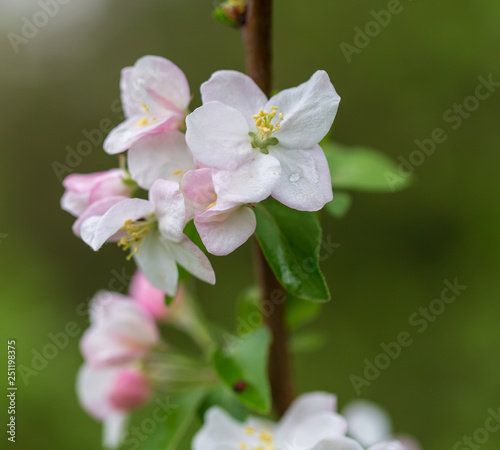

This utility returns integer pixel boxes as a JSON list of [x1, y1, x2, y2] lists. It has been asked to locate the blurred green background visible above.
[[1, 0, 499, 448]]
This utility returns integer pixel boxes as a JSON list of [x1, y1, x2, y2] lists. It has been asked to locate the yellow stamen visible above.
[[136, 117, 148, 126], [252, 106, 283, 140], [172, 169, 183, 175]]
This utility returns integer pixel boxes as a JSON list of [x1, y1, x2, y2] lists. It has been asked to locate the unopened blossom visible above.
[[129, 269, 181, 320], [79, 179, 215, 295], [193, 392, 348, 450], [61, 169, 133, 217], [77, 364, 151, 449], [186, 70, 340, 211], [80, 291, 159, 367], [342, 400, 421, 450], [181, 168, 256, 256], [127, 131, 196, 189], [104, 56, 191, 155]]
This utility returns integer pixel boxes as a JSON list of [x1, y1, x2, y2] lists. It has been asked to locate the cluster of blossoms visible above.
[[195, 392, 421, 450], [63, 56, 420, 449], [76, 270, 178, 447], [61, 55, 340, 295]]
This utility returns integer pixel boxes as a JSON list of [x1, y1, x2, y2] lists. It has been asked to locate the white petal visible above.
[[128, 132, 196, 189], [76, 364, 117, 420], [193, 407, 247, 450], [133, 231, 179, 296], [103, 115, 179, 155], [196, 206, 256, 256], [367, 442, 405, 450], [120, 66, 142, 118], [149, 179, 186, 242], [201, 70, 268, 128], [276, 392, 338, 440], [311, 437, 364, 450], [212, 152, 281, 204], [72, 195, 129, 237], [166, 235, 216, 285], [269, 70, 340, 149], [284, 412, 347, 448], [61, 190, 87, 217], [103, 412, 128, 449], [342, 400, 393, 447], [186, 102, 253, 171], [80, 198, 154, 251], [271, 145, 333, 211], [393, 435, 422, 450]]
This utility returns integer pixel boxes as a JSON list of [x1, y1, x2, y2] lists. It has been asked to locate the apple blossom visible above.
[[186, 70, 340, 211], [104, 55, 191, 155], [80, 291, 159, 367], [61, 169, 133, 217], [181, 168, 256, 256], [77, 364, 151, 449], [193, 392, 348, 450], [342, 400, 421, 450], [79, 179, 215, 295]]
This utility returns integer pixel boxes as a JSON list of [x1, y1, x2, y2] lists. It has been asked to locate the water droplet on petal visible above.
[[289, 173, 300, 182]]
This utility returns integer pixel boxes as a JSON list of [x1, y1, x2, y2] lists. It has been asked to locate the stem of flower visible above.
[[242, 0, 295, 417]]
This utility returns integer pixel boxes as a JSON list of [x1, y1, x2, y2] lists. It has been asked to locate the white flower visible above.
[[104, 56, 191, 155], [193, 392, 348, 450], [185, 70, 340, 211], [79, 179, 215, 295], [342, 400, 421, 450]]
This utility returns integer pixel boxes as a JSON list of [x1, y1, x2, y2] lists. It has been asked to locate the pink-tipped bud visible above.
[[109, 369, 151, 411], [129, 270, 181, 320]]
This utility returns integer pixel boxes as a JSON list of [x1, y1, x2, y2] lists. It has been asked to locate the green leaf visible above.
[[285, 294, 322, 330], [323, 142, 412, 192], [199, 384, 249, 422], [325, 191, 352, 219], [212, 327, 271, 413], [254, 199, 330, 302], [143, 389, 207, 450]]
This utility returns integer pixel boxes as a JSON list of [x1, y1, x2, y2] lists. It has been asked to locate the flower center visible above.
[[249, 106, 283, 154], [239, 426, 275, 450], [118, 217, 155, 259]]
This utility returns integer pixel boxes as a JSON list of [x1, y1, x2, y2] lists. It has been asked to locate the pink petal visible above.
[[129, 270, 169, 319], [181, 168, 216, 207]]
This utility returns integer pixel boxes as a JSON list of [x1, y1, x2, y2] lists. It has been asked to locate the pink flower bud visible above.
[[80, 291, 159, 367], [61, 169, 132, 217], [129, 270, 181, 320], [109, 369, 151, 410]]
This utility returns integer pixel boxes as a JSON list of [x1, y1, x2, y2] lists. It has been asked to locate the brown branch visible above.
[[243, 0, 294, 419], [241, 0, 273, 97], [253, 242, 294, 417]]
